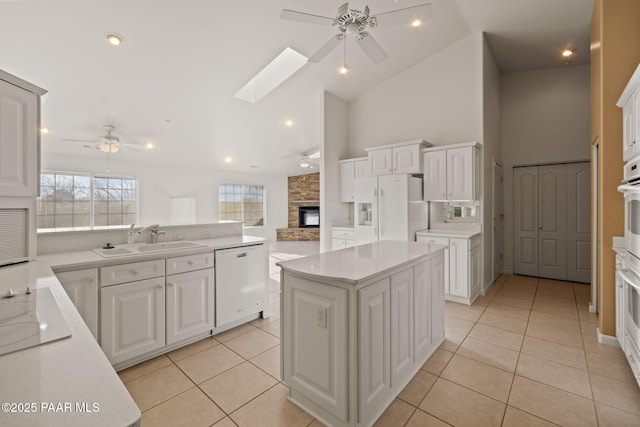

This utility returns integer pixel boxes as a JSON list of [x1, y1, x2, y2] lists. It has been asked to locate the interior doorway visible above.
[[591, 141, 599, 312], [513, 161, 591, 282], [492, 161, 504, 282]]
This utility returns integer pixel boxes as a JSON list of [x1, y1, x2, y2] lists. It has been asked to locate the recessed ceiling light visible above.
[[411, 19, 422, 27], [224, 157, 232, 163], [562, 48, 575, 57], [106, 33, 123, 46], [285, 119, 294, 127], [145, 142, 154, 149], [40, 127, 49, 134]]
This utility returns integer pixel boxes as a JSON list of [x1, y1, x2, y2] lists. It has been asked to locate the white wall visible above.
[[348, 32, 483, 155], [42, 153, 288, 241], [501, 65, 591, 273], [320, 92, 350, 252], [482, 34, 502, 288]]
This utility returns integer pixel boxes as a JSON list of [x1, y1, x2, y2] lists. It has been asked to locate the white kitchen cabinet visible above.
[[618, 64, 640, 161], [166, 253, 215, 345], [615, 270, 625, 347], [100, 259, 165, 286], [390, 269, 414, 387], [0, 72, 46, 198], [331, 227, 356, 250], [55, 268, 99, 340], [101, 277, 166, 365], [422, 143, 480, 201], [365, 140, 430, 176], [339, 157, 368, 202], [416, 232, 481, 305]]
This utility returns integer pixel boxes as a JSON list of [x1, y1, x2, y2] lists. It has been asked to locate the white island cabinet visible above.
[[278, 241, 445, 427]]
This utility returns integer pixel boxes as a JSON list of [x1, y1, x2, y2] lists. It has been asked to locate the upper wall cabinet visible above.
[[339, 157, 368, 202], [365, 140, 431, 176], [617, 64, 640, 162], [423, 142, 480, 201], [0, 71, 47, 198]]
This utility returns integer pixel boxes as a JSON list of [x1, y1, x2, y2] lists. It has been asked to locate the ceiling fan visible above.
[[299, 150, 320, 168], [61, 125, 144, 154], [281, 2, 432, 65]]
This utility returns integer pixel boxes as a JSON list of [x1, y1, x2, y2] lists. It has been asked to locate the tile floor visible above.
[[118, 242, 640, 426]]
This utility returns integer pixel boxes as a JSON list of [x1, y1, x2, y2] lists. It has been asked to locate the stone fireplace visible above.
[[277, 173, 320, 241]]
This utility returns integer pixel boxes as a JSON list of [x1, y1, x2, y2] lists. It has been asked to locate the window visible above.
[[37, 172, 137, 230], [219, 184, 264, 227]]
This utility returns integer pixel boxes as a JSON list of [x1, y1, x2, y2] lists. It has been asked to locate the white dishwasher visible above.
[[215, 244, 268, 326]]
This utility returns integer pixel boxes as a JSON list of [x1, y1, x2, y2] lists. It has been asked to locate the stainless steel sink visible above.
[[93, 241, 206, 257]]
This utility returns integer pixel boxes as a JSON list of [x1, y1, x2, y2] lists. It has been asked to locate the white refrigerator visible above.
[[354, 174, 428, 245]]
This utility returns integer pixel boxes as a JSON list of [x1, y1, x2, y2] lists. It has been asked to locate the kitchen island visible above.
[[277, 240, 445, 427]]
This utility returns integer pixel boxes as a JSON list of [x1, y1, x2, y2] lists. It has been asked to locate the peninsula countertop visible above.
[[0, 235, 267, 427], [277, 240, 446, 284]]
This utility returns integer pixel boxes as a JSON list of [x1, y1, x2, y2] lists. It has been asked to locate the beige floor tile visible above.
[[214, 323, 258, 343], [260, 319, 280, 338], [516, 353, 592, 398], [398, 369, 437, 406], [590, 373, 640, 416], [405, 409, 450, 427], [484, 303, 531, 321], [443, 330, 466, 347], [536, 281, 575, 299], [166, 336, 219, 362], [496, 287, 536, 301], [118, 354, 172, 383], [505, 275, 539, 286], [213, 416, 239, 427], [421, 348, 454, 375], [444, 302, 484, 322], [441, 354, 514, 402], [528, 310, 581, 332], [500, 281, 538, 294], [224, 328, 279, 359], [583, 334, 627, 360], [525, 321, 584, 349], [200, 362, 278, 413], [141, 387, 225, 427], [419, 378, 505, 427], [578, 306, 599, 323], [586, 351, 638, 384], [125, 364, 194, 411], [229, 383, 313, 427], [508, 375, 597, 427], [458, 336, 519, 372], [175, 344, 244, 384], [438, 338, 460, 352], [250, 314, 279, 328], [491, 293, 533, 310], [502, 406, 557, 427], [531, 301, 578, 319], [580, 319, 599, 337], [373, 398, 415, 427], [308, 420, 328, 427], [468, 323, 524, 351], [470, 294, 493, 308], [249, 344, 281, 380], [520, 336, 587, 370], [444, 315, 476, 336], [595, 402, 640, 427], [478, 311, 527, 334]]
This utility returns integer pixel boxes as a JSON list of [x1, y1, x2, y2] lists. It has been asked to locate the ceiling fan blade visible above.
[[280, 9, 334, 26], [61, 138, 99, 143], [348, 0, 367, 13], [372, 3, 432, 28], [357, 34, 388, 64], [308, 36, 342, 63]]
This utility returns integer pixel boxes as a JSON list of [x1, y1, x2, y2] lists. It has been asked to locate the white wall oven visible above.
[[620, 156, 640, 258]]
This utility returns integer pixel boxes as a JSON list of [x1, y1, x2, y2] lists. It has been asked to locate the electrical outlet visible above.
[[201, 232, 213, 238], [317, 307, 327, 329]]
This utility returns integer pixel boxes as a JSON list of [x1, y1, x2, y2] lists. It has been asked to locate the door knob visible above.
[[538, 226, 543, 230]]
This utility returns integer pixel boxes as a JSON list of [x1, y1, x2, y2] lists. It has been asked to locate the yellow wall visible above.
[[591, 0, 640, 336]]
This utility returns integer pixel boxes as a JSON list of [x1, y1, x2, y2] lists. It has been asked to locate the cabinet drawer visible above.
[[416, 235, 449, 246], [100, 259, 165, 286], [332, 228, 355, 239], [469, 235, 481, 250], [624, 331, 640, 385], [166, 252, 214, 275]]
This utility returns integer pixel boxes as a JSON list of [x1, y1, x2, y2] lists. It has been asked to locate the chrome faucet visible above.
[[130, 224, 160, 243], [151, 227, 166, 244]]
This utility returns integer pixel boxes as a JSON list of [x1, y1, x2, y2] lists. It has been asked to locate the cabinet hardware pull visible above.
[[156, 285, 163, 289], [538, 226, 543, 230], [188, 260, 194, 265], [237, 253, 247, 258], [168, 283, 174, 287], [132, 270, 138, 275]]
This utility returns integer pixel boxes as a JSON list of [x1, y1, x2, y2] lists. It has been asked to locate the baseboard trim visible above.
[[596, 327, 620, 348], [589, 303, 597, 314]]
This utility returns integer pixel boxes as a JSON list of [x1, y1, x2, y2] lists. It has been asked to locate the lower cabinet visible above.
[[166, 268, 215, 345], [331, 227, 356, 250], [55, 268, 99, 340], [101, 277, 166, 365]]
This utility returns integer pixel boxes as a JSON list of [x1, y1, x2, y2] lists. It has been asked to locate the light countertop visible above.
[[416, 229, 481, 239], [0, 235, 266, 427], [277, 240, 445, 284]]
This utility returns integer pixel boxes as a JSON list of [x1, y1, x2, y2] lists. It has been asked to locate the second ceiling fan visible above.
[[281, 2, 432, 65]]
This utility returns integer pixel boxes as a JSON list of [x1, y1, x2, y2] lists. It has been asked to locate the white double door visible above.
[[514, 162, 590, 282]]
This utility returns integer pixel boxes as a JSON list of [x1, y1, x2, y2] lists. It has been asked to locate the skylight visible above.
[[233, 47, 308, 104]]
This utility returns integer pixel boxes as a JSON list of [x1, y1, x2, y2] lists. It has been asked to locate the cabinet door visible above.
[[390, 269, 414, 386], [393, 145, 422, 174], [413, 261, 431, 361], [469, 246, 481, 300], [339, 161, 355, 202], [447, 147, 475, 201], [354, 159, 369, 178], [623, 96, 636, 162], [431, 253, 445, 344], [423, 151, 447, 201], [634, 91, 640, 158], [448, 238, 469, 298], [368, 148, 393, 176], [616, 271, 625, 347], [166, 268, 214, 345], [0, 80, 39, 197], [101, 277, 165, 365], [56, 268, 99, 340], [358, 278, 391, 423]]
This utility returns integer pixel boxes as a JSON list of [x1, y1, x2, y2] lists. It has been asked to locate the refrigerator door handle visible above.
[[379, 189, 383, 237], [373, 189, 378, 236]]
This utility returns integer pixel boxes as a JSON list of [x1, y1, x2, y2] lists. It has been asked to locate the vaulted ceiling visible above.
[[0, 0, 593, 176]]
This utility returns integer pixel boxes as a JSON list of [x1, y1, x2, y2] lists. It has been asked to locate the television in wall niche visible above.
[[298, 206, 320, 228]]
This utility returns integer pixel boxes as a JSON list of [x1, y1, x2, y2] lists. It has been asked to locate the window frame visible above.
[[218, 184, 266, 228]]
